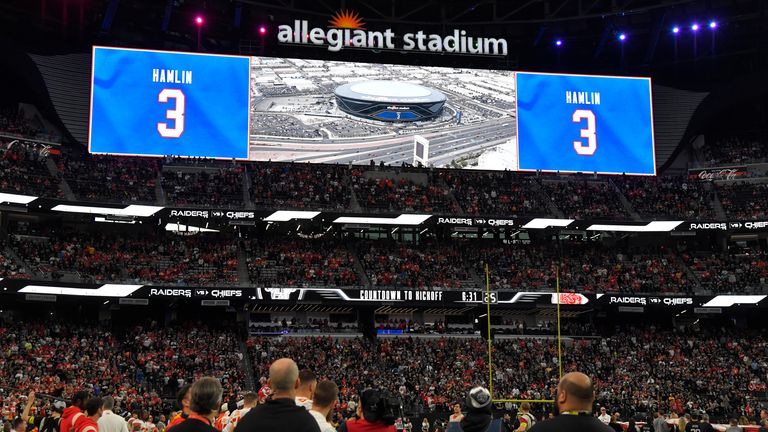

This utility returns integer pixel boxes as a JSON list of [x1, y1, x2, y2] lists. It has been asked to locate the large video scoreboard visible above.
[[89, 46, 656, 175]]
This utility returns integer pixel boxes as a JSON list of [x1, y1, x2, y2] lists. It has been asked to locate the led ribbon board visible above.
[[89, 47, 250, 159]]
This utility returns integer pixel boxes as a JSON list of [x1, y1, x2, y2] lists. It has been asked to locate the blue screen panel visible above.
[[516, 72, 655, 175], [89, 47, 250, 159]]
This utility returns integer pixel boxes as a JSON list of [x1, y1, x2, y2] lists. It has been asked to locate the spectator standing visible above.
[[654, 413, 668, 432], [502, 414, 515, 432], [213, 404, 229, 431], [640, 417, 654, 432], [167, 385, 192, 431], [340, 389, 396, 432], [516, 402, 536, 432], [235, 358, 319, 432], [168, 378, 221, 432], [73, 398, 103, 432], [758, 419, 768, 432], [308, 381, 338, 432], [296, 370, 317, 410], [685, 412, 714, 432], [608, 415, 623, 432], [528, 372, 613, 432], [448, 404, 463, 424], [222, 394, 257, 432], [698, 415, 715, 432], [39, 401, 66, 432], [598, 408, 611, 425], [97, 398, 127, 432], [724, 419, 740, 432], [61, 392, 89, 432]]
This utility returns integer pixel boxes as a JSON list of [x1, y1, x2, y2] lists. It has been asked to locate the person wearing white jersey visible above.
[[448, 404, 464, 423], [598, 408, 611, 425], [222, 393, 258, 432], [516, 403, 536, 432], [309, 381, 338, 432], [295, 369, 317, 410]]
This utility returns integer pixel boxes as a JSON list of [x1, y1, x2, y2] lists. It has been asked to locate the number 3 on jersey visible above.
[[572, 109, 597, 156], [157, 89, 185, 138]]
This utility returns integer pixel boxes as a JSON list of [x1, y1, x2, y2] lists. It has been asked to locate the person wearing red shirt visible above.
[[342, 389, 396, 432], [73, 398, 104, 432], [169, 378, 222, 432], [61, 392, 90, 432], [167, 384, 192, 431]]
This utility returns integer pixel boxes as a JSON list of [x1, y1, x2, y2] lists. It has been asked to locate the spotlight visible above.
[[672, 26, 680, 34], [195, 16, 203, 25], [259, 25, 267, 35], [691, 23, 699, 31], [618, 33, 627, 41], [709, 21, 717, 29], [555, 39, 562, 46]]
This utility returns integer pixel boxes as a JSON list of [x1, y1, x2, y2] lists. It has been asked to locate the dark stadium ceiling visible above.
[[0, 0, 766, 88]]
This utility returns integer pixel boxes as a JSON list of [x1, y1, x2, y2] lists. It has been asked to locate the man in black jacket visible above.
[[528, 372, 613, 432], [165, 378, 221, 432], [235, 358, 320, 432]]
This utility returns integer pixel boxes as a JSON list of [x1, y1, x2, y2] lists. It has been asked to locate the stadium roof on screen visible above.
[[334, 80, 447, 122]]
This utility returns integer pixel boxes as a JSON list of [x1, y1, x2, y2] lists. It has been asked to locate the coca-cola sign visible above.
[[689, 167, 748, 181]]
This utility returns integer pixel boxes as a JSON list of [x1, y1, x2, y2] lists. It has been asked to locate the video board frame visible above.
[[88, 46, 656, 175]]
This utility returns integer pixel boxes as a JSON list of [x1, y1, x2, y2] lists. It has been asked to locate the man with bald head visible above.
[[529, 372, 613, 432], [235, 358, 320, 432]]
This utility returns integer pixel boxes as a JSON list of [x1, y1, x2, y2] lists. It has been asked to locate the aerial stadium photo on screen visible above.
[[247, 56, 518, 169]]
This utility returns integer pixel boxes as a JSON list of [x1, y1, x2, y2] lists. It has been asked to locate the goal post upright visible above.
[[487, 263, 562, 404]]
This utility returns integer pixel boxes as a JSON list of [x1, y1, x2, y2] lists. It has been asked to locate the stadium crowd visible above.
[[702, 133, 768, 167], [467, 243, 695, 294], [358, 240, 472, 289], [0, 140, 61, 198], [4, 135, 768, 224], [59, 153, 159, 204], [684, 250, 768, 293], [351, 170, 459, 214], [2, 111, 768, 224], [0, 245, 29, 279], [163, 168, 244, 207], [541, 180, 628, 219], [8, 230, 238, 286], [716, 182, 768, 220], [243, 238, 360, 287], [249, 164, 350, 211], [0, 321, 244, 420], [4, 227, 766, 293], [618, 176, 715, 219], [442, 171, 549, 217], [120, 323, 245, 400], [246, 324, 768, 421], [1, 317, 768, 430]]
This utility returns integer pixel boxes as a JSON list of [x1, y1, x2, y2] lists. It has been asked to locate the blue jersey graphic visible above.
[[516, 72, 655, 175], [90, 47, 250, 159]]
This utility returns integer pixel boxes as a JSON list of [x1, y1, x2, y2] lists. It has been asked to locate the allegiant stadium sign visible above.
[[278, 11, 508, 56]]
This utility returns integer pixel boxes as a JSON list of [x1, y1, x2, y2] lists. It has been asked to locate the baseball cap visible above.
[[53, 401, 66, 413], [466, 387, 491, 410]]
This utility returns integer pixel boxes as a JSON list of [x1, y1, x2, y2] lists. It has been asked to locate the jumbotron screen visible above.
[[89, 46, 656, 175]]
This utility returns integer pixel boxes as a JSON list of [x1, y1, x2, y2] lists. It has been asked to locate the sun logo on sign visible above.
[[328, 10, 365, 29]]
